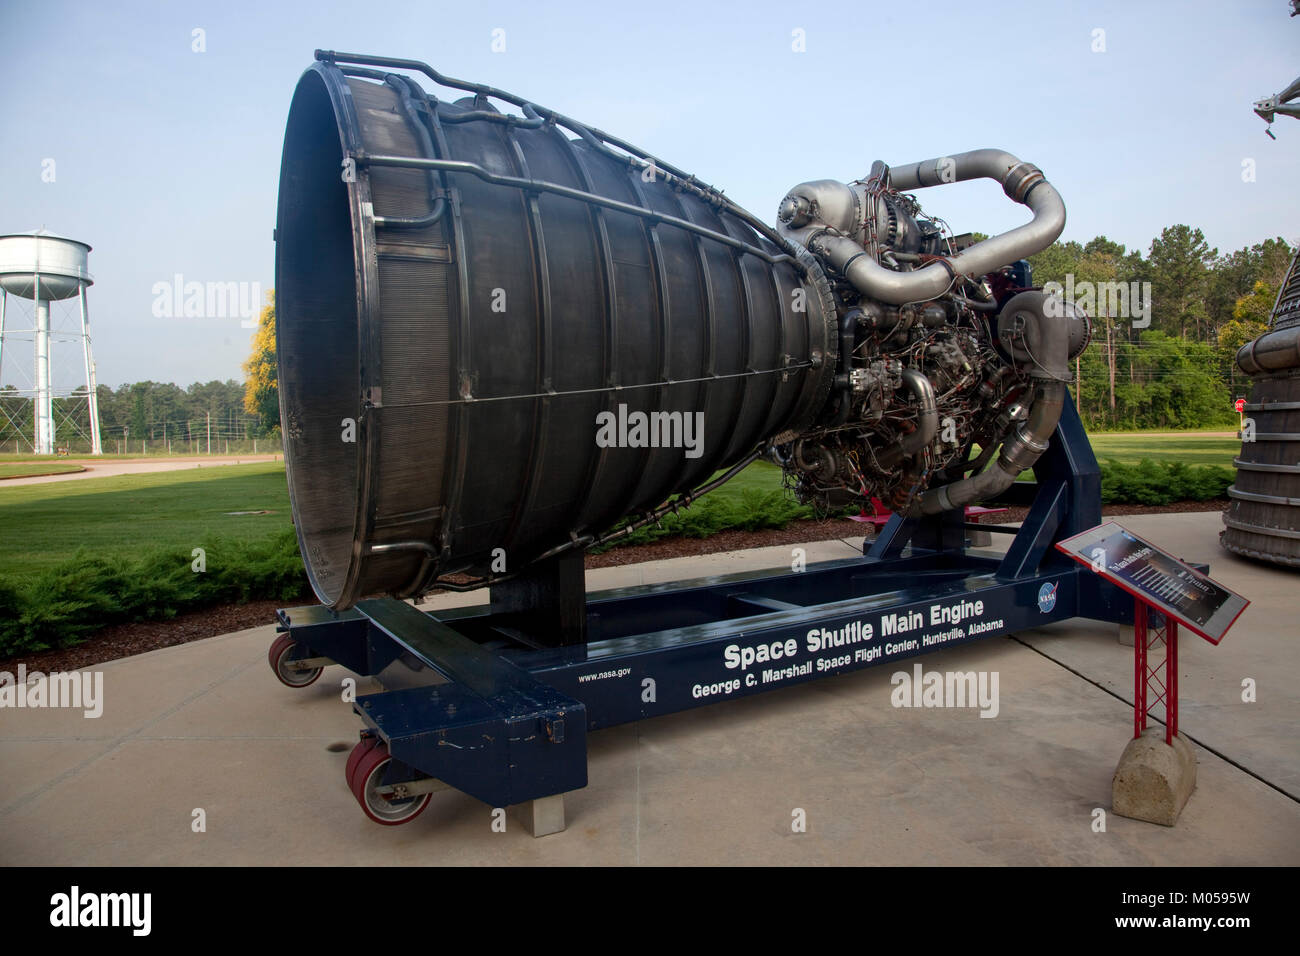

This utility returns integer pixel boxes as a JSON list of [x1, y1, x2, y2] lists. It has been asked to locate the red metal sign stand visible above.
[[1133, 599, 1178, 744]]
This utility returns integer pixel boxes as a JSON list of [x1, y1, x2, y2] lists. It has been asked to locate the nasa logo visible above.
[[1037, 581, 1059, 614]]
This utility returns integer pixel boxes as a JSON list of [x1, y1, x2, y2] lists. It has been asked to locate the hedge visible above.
[[0, 529, 308, 658]]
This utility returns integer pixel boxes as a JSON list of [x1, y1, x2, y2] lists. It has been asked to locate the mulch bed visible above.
[[4, 500, 1229, 674]]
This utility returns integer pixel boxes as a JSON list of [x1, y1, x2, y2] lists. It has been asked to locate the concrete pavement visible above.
[[0, 512, 1295, 865]]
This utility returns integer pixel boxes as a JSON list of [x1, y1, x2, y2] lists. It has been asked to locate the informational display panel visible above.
[[1055, 522, 1249, 644]]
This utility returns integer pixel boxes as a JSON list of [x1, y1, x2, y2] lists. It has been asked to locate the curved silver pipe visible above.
[[909, 290, 1071, 516], [778, 149, 1066, 306], [910, 380, 1064, 516], [876, 369, 939, 470]]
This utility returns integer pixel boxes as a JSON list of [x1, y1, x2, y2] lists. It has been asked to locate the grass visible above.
[[710, 433, 1241, 502], [0, 462, 85, 479], [1085, 433, 1239, 468], [707, 459, 787, 495], [0, 462, 293, 588]]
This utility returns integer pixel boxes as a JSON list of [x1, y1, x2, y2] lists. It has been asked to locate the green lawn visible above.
[[713, 459, 786, 494], [0, 462, 85, 479], [0, 462, 293, 586], [1086, 432, 1239, 468], [720, 432, 1239, 500]]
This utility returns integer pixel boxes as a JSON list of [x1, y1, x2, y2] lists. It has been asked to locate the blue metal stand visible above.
[[275, 398, 1129, 821]]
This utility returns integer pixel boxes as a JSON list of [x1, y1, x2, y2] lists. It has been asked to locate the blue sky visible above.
[[1, 0, 1297, 389]]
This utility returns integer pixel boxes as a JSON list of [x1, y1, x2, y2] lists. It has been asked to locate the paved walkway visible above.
[[0, 512, 1295, 865]]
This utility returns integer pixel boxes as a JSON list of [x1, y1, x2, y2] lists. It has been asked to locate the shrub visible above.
[[0, 529, 309, 658], [1099, 459, 1232, 505]]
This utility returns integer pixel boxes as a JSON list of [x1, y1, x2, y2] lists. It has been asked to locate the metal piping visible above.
[[355, 153, 799, 268], [875, 368, 938, 470], [437, 101, 545, 128], [778, 149, 1066, 306], [912, 380, 1064, 516], [319, 50, 815, 278], [827, 307, 864, 426], [375, 75, 448, 229], [910, 291, 1070, 515]]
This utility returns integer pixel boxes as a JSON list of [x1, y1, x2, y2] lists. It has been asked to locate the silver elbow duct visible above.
[[778, 149, 1066, 306]]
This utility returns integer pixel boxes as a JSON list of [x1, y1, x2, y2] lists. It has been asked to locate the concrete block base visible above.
[[512, 794, 566, 837], [1117, 622, 1135, 647], [1112, 728, 1197, 826]]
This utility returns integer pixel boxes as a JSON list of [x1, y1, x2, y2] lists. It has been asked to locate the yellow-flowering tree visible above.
[[243, 291, 279, 435]]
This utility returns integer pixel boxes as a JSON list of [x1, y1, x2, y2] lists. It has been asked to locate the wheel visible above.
[[268, 633, 323, 688], [345, 734, 381, 791], [349, 740, 432, 826], [268, 633, 322, 687]]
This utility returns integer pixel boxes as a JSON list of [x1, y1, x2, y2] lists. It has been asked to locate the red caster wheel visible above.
[[349, 740, 432, 826], [268, 633, 323, 688], [345, 734, 381, 790]]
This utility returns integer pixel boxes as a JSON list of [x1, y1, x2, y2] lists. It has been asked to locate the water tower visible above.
[[0, 230, 102, 455]]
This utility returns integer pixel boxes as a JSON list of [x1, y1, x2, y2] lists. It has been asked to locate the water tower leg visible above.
[[34, 286, 53, 455], [0, 291, 7, 380], [79, 287, 102, 455]]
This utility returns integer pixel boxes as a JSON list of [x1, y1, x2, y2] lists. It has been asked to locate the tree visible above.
[[186, 380, 245, 444], [1217, 281, 1275, 394], [1076, 249, 1122, 419], [1254, 237, 1295, 288], [129, 384, 148, 442], [243, 292, 279, 436], [1232, 279, 1277, 327], [1129, 332, 1231, 429], [1083, 235, 1126, 259], [1207, 237, 1293, 335], [1027, 239, 1084, 287], [1148, 225, 1217, 341]]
